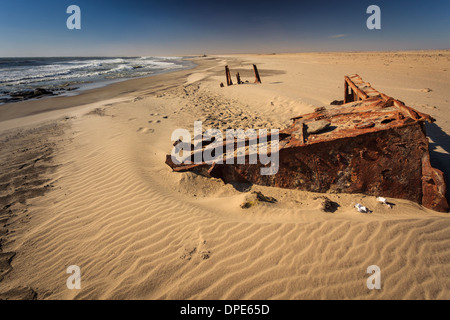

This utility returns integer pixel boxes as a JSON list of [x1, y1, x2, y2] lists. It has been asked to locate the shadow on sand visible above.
[[426, 122, 450, 202]]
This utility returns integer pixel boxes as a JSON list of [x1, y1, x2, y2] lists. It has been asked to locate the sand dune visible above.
[[0, 52, 449, 300]]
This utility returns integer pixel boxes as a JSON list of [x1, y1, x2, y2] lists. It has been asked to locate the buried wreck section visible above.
[[167, 75, 448, 213]]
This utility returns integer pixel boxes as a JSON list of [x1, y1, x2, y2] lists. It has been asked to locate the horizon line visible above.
[[1, 48, 449, 59]]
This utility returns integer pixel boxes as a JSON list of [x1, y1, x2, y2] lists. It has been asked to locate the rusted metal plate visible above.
[[167, 75, 449, 212]]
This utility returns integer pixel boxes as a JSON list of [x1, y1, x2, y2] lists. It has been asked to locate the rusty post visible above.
[[225, 66, 233, 86], [236, 72, 242, 85], [253, 64, 262, 84]]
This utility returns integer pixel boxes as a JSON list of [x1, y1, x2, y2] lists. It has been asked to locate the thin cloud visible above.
[[329, 34, 348, 39]]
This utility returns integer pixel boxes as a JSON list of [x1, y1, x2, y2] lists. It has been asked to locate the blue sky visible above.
[[0, 0, 449, 56]]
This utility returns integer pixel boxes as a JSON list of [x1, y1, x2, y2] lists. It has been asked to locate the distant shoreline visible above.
[[0, 56, 197, 106], [0, 57, 208, 125]]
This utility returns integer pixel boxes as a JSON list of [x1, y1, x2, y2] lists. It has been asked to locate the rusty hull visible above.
[[166, 75, 449, 212]]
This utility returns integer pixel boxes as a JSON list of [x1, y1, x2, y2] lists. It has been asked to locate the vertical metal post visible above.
[[236, 72, 242, 84], [253, 64, 262, 84], [225, 66, 233, 86]]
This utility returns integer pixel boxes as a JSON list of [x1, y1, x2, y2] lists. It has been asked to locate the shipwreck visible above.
[[166, 75, 449, 212]]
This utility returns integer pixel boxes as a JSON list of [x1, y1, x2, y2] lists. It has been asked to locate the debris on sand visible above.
[[314, 196, 340, 213], [355, 203, 369, 213], [377, 197, 393, 209], [241, 191, 277, 209]]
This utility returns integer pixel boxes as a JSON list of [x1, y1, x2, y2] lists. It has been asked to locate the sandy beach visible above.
[[0, 51, 449, 300]]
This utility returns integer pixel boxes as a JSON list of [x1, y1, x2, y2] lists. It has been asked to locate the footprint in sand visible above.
[[137, 127, 155, 134], [180, 240, 210, 261], [180, 247, 197, 261]]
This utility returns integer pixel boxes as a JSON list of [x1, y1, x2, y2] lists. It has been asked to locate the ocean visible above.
[[0, 56, 195, 104]]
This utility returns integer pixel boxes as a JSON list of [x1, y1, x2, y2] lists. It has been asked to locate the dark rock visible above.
[[33, 88, 53, 96], [5, 86, 76, 104], [9, 88, 53, 100], [9, 90, 34, 98]]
